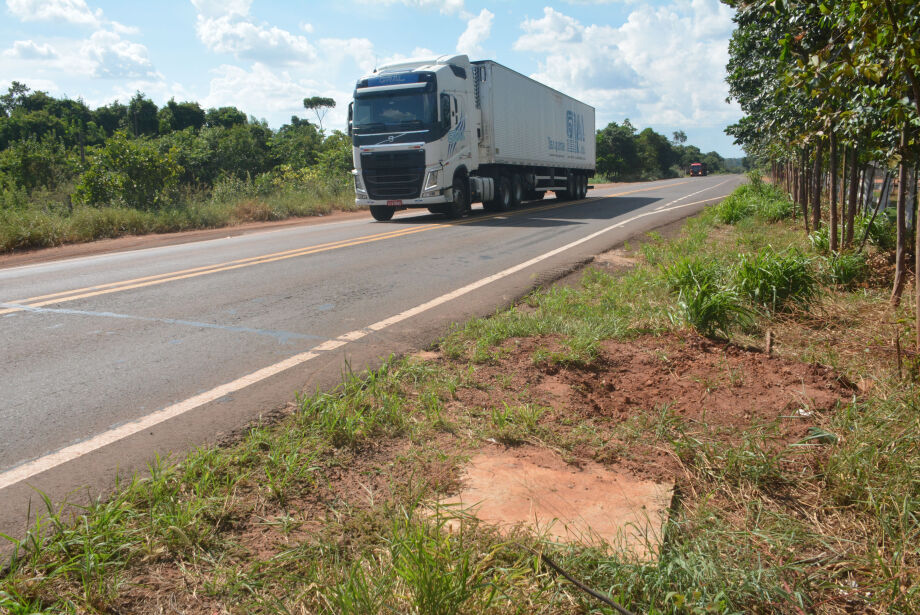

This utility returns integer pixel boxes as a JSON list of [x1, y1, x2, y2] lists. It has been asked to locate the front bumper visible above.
[[356, 191, 451, 208]]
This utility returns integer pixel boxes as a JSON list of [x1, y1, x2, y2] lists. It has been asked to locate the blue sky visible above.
[[1, 0, 744, 156]]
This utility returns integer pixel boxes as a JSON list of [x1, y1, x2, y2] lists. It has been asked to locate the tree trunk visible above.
[[799, 150, 811, 233], [916, 173, 920, 349], [830, 130, 839, 252], [891, 131, 909, 307], [841, 146, 848, 241], [811, 139, 823, 231], [845, 147, 859, 248]]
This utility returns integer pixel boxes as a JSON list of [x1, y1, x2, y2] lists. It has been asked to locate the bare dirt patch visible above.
[[440, 445, 673, 557]]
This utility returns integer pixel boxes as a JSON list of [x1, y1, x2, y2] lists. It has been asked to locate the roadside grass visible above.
[[0, 182, 356, 253], [3, 180, 919, 614]]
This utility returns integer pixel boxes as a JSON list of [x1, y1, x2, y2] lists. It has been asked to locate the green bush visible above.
[[822, 252, 868, 288], [73, 131, 182, 210], [662, 256, 723, 292], [855, 212, 896, 250], [714, 191, 753, 224], [735, 248, 817, 312], [808, 227, 830, 253], [752, 186, 794, 222], [677, 280, 754, 338]]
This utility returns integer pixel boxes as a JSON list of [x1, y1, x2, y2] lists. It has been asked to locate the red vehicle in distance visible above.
[[689, 162, 708, 176]]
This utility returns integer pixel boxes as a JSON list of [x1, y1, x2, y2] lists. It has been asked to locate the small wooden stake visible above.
[[895, 330, 903, 380], [765, 330, 773, 355]]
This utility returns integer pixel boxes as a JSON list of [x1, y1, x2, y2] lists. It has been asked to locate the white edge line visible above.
[[0, 187, 735, 491]]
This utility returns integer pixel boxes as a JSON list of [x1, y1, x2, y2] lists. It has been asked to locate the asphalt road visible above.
[[0, 174, 742, 536]]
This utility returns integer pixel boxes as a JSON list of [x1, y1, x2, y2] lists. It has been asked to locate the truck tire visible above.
[[510, 174, 524, 208], [577, 175, 587, 199], [484, 176, 512, 211], [444, 175, 470, 219], [370, 206, 395, 221]]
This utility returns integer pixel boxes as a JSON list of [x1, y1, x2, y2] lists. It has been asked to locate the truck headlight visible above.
[[353, 170, 367, 197], [421, 169, 440, 197]]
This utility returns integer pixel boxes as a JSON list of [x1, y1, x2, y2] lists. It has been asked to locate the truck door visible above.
[[446, 94, 472, 164]]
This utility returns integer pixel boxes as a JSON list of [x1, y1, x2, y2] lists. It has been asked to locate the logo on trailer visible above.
[[566, 110, 585, 154]]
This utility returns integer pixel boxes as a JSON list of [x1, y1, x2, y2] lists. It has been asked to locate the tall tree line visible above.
[[724, 0, 920, 342]]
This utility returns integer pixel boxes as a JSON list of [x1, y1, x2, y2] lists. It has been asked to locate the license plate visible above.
[[386, 200, 403, 206]]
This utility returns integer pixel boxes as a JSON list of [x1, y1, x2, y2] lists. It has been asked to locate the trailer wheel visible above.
[[370, 206, 395, 221], [510, 174, 524, 208], [577, 175, 588, 199]]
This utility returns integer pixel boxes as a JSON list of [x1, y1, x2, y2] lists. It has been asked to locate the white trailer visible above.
[[348, 54, 596, 221]]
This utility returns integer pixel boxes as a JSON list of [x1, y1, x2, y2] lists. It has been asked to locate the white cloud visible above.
[[378, 47, 438, 68], [3, 40, 59, 59], [202, 62, 324, 121], [192, 1, 316, 64], [318, 38, 376, 74], [81, 29, 157, 79], [189, 0, 251, 18], [514, 8, 639, 93], [196, 14, 316, 63], [6, 0, 101, 26], [513, 1, 739, 131], [456, 8, 493, 58], [358, 0, 466, 16]]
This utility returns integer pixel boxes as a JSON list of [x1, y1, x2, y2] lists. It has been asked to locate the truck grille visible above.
[[361, 150, 425, 200]]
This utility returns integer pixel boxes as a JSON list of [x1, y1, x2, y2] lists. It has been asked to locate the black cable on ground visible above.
[[519, 543, 638, 615]]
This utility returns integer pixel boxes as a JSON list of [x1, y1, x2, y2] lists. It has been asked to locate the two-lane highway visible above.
[[0, 175, 742, 535]]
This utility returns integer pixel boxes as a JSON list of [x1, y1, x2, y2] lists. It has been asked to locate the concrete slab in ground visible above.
[[440, 445, 673, 557]]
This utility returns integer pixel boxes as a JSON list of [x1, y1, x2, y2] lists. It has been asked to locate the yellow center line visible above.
[[0, 224, 440, 315], [11, 223, 443, 305], [0, 180, 695, 315]]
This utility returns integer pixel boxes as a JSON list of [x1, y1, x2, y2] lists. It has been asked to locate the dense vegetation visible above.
[[595, 122, 743, 181], [3, 182, 915, 613], [723, 0, 920, 334], [0, 83, 354, 252]]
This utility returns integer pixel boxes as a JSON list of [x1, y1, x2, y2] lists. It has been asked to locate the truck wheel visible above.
[[510, 174, 524, 208], [577, 175, 588, 199], [370, 206, 395, 221], [444, 176, 470, 219], [485, 176, 512, 212]]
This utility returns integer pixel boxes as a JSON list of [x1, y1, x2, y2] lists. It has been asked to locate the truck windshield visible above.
[[353, 90, 436, 132]]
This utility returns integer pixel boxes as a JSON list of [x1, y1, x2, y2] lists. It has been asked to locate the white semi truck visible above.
[[348, 54, 596, 221]]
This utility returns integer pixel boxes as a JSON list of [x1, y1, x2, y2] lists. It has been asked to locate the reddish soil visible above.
[[451, 332, 853, 484]]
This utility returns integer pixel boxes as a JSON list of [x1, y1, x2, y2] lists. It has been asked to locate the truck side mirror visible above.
[[347, 102, 353, 136]]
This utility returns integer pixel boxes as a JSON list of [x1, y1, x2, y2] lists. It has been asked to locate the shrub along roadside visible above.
[[0, 181, 356, 253], [1, 183, 916, 614]]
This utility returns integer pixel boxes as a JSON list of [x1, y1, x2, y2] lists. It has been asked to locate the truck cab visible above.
[[350, 54, 482, 221]]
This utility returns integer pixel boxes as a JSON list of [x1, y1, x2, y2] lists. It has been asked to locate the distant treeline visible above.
[[0, 82, 351, 210], [596, 119, 745, 181], [0, 82, 356, 251]]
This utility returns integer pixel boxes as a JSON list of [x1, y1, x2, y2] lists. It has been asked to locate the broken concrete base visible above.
[[439, 445, 673, 558]]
